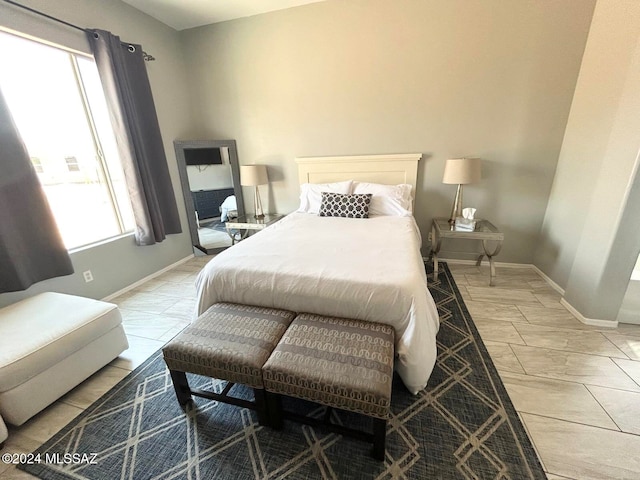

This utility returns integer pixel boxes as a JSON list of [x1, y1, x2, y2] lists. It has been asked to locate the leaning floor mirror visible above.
[[174, 140, 245, 254]]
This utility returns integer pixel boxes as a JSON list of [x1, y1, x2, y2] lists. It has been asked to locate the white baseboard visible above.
[[524, 266, 616, 327], [102, 254, 194, 301], [430, 257, 618, 328], [526, 266, 616, 327], [560, 298, 618, 328], [530, 265, 565, 296]]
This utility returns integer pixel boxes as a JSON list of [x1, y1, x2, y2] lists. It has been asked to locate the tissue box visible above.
[[454, 217, 476, 232]]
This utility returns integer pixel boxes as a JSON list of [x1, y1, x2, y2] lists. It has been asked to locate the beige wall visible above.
[[535, 0, 640, 321], [179, 0, 595, 263], [0, 0, 194, 308]]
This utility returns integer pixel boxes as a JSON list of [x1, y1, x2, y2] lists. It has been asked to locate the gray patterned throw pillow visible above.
[[318, 192, 372, 218]]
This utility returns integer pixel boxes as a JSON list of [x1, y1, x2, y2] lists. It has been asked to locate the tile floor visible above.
[[2, 258, 640, 479], [450, 263, 640, 480]]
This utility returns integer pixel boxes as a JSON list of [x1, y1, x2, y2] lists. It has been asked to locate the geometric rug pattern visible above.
[[20, 262, 546, 479]]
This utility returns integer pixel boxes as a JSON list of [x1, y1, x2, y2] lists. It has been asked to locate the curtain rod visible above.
[[1, 0, 155, 61]]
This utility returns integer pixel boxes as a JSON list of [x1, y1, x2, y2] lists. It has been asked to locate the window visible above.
[[31, 157, 44, 173], [64, 156, 80, 172], [0, 30, 135, 250]]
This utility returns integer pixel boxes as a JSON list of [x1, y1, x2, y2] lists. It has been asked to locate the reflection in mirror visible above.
[[174, 140, 245, 254]]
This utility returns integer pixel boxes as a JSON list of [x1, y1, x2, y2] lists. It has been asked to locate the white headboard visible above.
[[295, 153, 422, 190]]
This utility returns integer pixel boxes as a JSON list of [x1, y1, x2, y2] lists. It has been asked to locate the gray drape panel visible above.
[[87, 29, 181, 246], [0, 88, 74, 293]]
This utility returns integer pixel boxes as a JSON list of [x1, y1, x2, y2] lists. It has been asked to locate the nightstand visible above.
[[225, 214, 284, 244], [430, 217, 504, 286]]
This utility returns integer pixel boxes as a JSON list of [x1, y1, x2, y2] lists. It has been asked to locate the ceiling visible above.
[[121, 0, 327, 31]]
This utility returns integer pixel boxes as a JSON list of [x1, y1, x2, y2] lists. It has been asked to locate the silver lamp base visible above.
[[253, 185, 265, 219], [448, 184, 463, 224]]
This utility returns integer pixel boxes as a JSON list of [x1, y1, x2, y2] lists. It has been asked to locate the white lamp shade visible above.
[[442, 158, 481, 185], [240, 165, 268, 186]]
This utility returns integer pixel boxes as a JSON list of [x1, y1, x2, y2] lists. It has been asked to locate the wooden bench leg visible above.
[[372, 418, 387, 461], [265, 392, 283, 430], [253, 388, 270, 427], [169, 370, 192, 407]]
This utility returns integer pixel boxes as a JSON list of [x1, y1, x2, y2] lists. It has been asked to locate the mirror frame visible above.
[[174, 139, 245, 254]]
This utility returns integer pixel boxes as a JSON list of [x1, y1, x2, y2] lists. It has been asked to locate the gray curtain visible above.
[[87, 29, 181, 246], [0, 88, 74, 293]]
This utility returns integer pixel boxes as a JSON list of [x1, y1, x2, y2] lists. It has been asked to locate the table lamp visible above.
[[442, 158, 481, 223], [240, 165, 268, 219]]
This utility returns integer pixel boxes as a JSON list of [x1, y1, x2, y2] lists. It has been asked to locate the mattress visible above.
[[195, 212, 440, 394]]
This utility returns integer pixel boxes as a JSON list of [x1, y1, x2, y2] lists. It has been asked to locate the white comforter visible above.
[[195, 213, 440, 394]]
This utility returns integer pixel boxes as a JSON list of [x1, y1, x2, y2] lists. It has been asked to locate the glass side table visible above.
[[430, 217, 504, 286], [225, 214, 284, 244]]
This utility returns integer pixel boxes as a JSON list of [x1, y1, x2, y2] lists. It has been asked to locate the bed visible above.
[[195, 154, 440, 394]]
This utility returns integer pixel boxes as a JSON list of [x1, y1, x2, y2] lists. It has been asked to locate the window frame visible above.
[[0, 29, 135, 250]]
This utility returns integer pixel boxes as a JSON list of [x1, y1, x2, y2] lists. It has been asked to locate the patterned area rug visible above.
[[20, 263, 545, 479]]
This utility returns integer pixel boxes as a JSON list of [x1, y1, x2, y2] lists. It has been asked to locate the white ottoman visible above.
[[0, 292, 128, 426]]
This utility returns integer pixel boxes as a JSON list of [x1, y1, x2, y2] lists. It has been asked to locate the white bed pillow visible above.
[[297, 180, 353, 214], [352, 182, 413, 216]]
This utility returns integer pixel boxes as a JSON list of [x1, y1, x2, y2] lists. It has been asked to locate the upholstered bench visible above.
[[262, 313, 395, 460], [162, 302, 296, 425], [0, 292, 128, 427]]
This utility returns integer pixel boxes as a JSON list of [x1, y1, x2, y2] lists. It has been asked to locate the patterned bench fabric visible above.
[[263, 313, 395, 419], [163, 303, 296, 389]]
